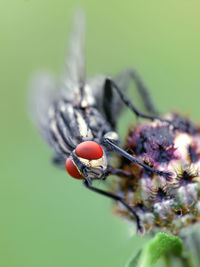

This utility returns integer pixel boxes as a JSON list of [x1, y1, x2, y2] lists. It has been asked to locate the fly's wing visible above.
[[60, 11, 88, 105], [29, 72, 72, 160], [29, 71, 57, 146], [29, 11, 88, 158]]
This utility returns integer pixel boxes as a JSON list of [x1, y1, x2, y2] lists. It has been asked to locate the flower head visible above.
[[113, 113, 200, 235]]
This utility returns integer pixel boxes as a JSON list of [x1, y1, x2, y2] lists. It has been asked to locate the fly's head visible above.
[[65, 141, 108, 180]]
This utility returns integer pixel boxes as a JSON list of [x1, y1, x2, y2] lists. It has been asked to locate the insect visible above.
[[30, 12, 171, 234]]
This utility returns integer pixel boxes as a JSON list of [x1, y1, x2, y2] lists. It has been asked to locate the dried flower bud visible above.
[[112, 113, 200, 235]]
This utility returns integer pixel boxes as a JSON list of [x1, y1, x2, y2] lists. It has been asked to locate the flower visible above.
[[112, 113, 200, 235]]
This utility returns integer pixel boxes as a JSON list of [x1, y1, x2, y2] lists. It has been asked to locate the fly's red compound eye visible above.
[[65, 158, 83, 179], [75, 141, 103, 160]]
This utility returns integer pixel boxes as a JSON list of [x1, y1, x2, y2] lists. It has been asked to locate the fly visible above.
[[29, 11, 171, 234]]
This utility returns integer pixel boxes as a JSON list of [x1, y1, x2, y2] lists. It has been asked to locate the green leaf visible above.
[[142, 233, 183, 266], [126, 250, 142, 267], [127, 233, 183, 267]]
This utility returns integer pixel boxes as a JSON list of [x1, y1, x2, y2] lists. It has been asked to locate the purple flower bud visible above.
[[112, 113, 200, 235]]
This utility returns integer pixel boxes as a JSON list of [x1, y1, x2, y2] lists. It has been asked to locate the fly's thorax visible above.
[[60, 84, 96, 107], [103, 131, 119, 143], [79, 84, 97, 108]]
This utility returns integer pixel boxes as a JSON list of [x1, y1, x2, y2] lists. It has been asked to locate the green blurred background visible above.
[[1, 0, 200, 266]]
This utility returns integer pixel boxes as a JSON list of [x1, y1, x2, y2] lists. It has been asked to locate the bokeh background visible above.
[[1, 1, 200, 266]]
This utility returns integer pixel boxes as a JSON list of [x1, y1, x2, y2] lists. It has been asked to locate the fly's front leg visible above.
[[71, 151, 142, 231], [95, 166, 132, 181], [83, 180, 143, 234], [103, 137, 172, 181], [104, 165, 133, 179]]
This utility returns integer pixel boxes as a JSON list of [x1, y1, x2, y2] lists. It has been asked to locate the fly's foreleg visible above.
[[103, 137, 172, 181], [83, 180, 143, 234], [103, 165, 133, 179]]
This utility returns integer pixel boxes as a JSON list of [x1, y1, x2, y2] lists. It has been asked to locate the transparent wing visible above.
[[29, 71, 57, 145], [60, 11, 86, 102]]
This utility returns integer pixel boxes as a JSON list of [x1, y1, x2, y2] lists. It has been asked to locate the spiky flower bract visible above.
[[112, 113, 200, 235]]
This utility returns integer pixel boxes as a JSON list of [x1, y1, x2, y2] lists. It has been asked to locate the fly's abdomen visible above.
[[49, 100, 100, 155]]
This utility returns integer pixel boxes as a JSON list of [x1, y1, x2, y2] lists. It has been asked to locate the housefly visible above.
[[29, 12, 171, 233]]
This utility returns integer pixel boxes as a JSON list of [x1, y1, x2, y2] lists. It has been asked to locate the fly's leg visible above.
[[83, 179, 143, 234], [103, 137, 172, 180], [104, 165, 133, 179], [104, 77, 171, 124], [71, 152, 142, 232], [103, 77, 116, 128], [115, 68, 158, 115], [52, 155, 65, 168]]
